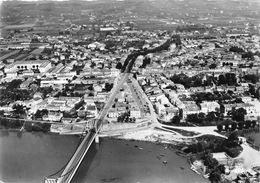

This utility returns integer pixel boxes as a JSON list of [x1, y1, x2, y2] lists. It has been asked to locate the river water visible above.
[[0, 131, 208, 183]]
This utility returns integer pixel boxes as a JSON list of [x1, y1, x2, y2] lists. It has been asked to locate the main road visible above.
[[97, 73, 130, 121]]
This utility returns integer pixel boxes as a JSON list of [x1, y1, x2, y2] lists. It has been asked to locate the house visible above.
[[200, 101, 220, 114], [212, 152, 232, 166], [130, 106, 141, 119], [86, 104, 98, 118], [78, 107, 86, 118], [36, 97, 81, 113], [182, 101, 201, 118], [223, 103, 256, 117], [93, 84, 102, 92], [43, 111, 63, 122], [40, 79, 69, 89], [107, 108, 119, 118], [20, 78, 34, 89]]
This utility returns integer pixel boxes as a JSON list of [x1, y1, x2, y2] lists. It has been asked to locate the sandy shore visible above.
[[111, 128, 194, 144]]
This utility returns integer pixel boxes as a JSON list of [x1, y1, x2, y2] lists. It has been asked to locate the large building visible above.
[[4, 60, 52, 74]]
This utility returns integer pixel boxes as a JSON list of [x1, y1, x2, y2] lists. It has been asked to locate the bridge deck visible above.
[[57, 121, 102, 183]]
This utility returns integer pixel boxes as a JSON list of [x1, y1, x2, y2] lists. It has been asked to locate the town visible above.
[[0, 0, 260, 183]]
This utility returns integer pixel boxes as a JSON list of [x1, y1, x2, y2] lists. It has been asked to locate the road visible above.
[[128, 76, 223, 139], [97, 73, 130, 121], [129, 76, 161, 127]]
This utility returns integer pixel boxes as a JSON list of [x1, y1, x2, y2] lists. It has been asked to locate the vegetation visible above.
[[0, 117, 50, 133], [117, 112, 136, 123], [33, 109, 48, 119], [217, 120, 258, 132], [229, 46, 244, 53], [184, 132, 242, 158], [218, 73, 237, 86], [229, 107, 247, 122], [170, 73, 213, 88], [0, 89, 32, 106], [186, 112, 223, 126], [105, 83, 113, 92], [24, 122, 51, 133], [12, 104, 27, 117]]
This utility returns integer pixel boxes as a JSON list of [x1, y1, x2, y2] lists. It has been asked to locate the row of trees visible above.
[[0, 118, 51, 133], [229, 46, 255, 60], [218, 73, 237, 86], [186, 112, 223, 125], [0, 89, 32, 106], [191, 91, 234, 103], [217, 120, 258, 132], [170, 73, 213, 88], [117, 112, 136, 123]]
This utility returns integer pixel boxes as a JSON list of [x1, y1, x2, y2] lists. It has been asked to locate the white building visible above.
[[200, 101, 220, 114], [4, 60, 52, 74]]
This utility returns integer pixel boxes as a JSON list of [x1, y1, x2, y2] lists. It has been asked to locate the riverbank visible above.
[[102, 127, 195, 144], [0, 118, 51, 133]]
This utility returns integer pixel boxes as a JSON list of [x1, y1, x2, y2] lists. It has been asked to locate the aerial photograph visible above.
[[0, 0, 260, 182]]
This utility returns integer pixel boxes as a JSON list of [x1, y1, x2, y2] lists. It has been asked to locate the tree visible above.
[[202, 153, 219, 170], [105, 83, 113, 92], [88, 85, 94, 91], [90, 62, 96, 68], [225, 73, 237, 85], [242, 51, 254, 60], [217, 124, 223, 132], [206, 112, 216, 122], [228, 131, 239, 142], [12, 104, 26, 116], [217, 164, 226, 174], [231, 108, 247, 122], [218, 75, 226, 85], [115, 62, 123, 70], [249, 84, 257, 98], [7, 79, 22, 89], [244, 74, 258, 84], [209, 63, 217, 69], [209, 170, 221, 183], [229, 46, 244, 53], [187, 114, 200, 124], [170, 115, 181, 124]]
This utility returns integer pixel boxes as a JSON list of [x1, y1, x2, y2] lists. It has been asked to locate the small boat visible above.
[[163, 161, 168, 165]]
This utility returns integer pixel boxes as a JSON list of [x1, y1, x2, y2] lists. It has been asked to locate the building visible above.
[[107, 108, 119, 118], [86, 104, 98, 118], [4, 60, 52, 74], [200, 101, 220, 114], [182, 101, 201, 118], [43, 111, 63, 122], [212, 152, 232, 166], [130, 106, 141, 119]]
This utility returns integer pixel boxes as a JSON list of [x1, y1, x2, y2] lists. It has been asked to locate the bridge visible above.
[[44, 73, 129, 183], [44, 35, 180, 183]]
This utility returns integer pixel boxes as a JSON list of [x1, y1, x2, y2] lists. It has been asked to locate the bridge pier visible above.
[[95, 135, 99, 143]]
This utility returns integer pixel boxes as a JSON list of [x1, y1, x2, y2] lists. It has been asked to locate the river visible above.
[[0, 131, 208, 183]]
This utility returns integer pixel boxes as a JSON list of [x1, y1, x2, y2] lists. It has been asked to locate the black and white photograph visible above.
[[0, 0, 260, 182]]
